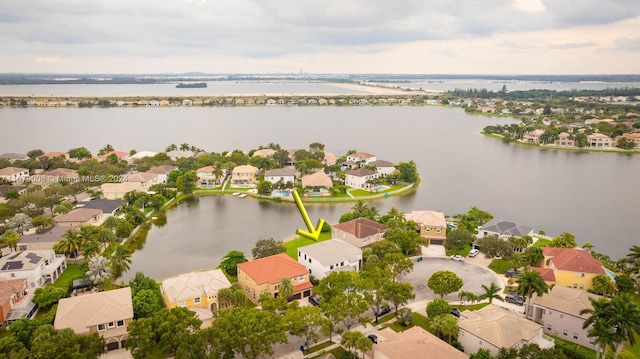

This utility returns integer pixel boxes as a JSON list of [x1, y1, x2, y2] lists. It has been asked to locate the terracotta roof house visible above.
[[54, 287, 133, 351], [404, 210, 447, 245], [237, 253, 313, 305], [0, 249, 67, 288], [0, 153, 28, 163], [539, 247, 606, 291], [323, 152, 337, 166], [0, 278, 28, 327], [97, 151, 130, 162], [297, 239, 362, 280], [523, 129, 545, 144], [477, 220, 533, 240], [458, 304, 553, 356], [374, 326, 469, 359], [345, 168, 379, 190], [615, 132, 640, 148], [264, 167, 296, 185], [53, 208, 103, 227], [369, 160, 395, 177], [252, 148, 276, 158], [301, 171, 333, 189], [587, 133, 613, 148], [554, 132, 576, 147], [332, 218, 387, 248], [161, 269, 231, 327], [231, 165, 259, 186], [146, 165, 178, 183], [0, 167, 29, 183], [76, 199, 125, 216], [529, 285, 602, 349], [18, 226, 66, 251]]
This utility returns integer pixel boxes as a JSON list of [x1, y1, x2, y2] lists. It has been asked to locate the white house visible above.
[[345, 168, 379, 189], [369, 160, 395, 177], [264, 168, 295, 185], [346, 152, 376, 165], [0, 167, 29, 183], [0, 250, 67, 289], [297, 239, 362, 280], [146, 165, 178, 183], [196, 166, 226, 187]]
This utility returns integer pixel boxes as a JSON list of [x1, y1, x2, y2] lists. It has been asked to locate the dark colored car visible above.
[[450, 308, 461, 318], [367, 334, 378, 344], [505, 269, 521, 277], [505, 294, 526, 306], [308, 295, 321, 306], [375, 305, 391, 317]]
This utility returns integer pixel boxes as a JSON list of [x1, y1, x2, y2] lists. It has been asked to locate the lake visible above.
[[1, 105, 638, 281]]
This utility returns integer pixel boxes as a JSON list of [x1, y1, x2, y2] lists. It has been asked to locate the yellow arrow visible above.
[[292, 189, 325, 241]]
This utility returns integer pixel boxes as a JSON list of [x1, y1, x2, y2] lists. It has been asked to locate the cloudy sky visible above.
[[1, 0, 639, 74]]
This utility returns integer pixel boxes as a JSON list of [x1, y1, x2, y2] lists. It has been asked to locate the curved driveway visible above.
[[399, 257, 503, 302]]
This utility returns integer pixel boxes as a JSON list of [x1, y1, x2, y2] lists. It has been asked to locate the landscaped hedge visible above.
[[554, 338, 596, 359]]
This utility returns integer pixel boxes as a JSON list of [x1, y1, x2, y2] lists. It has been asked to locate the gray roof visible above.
[[0, 185, 28, 197], [480, 220, 533, 237], [370, 160, 394, 168], [20, 226, 66, 244], [76, 199, 125, 214], [0, 153, 28, 160], [298, 239, 362, 266]]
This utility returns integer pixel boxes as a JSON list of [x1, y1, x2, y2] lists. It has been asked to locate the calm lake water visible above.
[[1, 106, 638, 281]]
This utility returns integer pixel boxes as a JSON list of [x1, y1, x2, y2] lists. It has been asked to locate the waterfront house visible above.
[[615, 132, 640, 148], [161, 269, 231, 327], [264, 167, 295, 186], [345, 168, 379, 190], [54, 287, 133, 351], [76, 199, 125, 216], [523, 129, 544, 144], [477, 220, 533, 240], [536, 247, 606, 291], [586, 133, 613, 148], [0, 278, 29, 327], [369, 160, 395, 177], [346, 152, 376, 166], [300, 171, 333, 194], [18, 226, 66, 251], [0, 249, 67, 288], [196, 166, 225, 187], [297, 239, 362, 280], [231, 165, 259, 186], [53, 208, 102, 227], [146, 165, 178, 183], [554, 132, 576, 147], [0, 167, 29, 183], [332, 218, 387, 248], [404, 210, 447, 245], [237, 253, 313, 305], [528, 285, 601, 349], [374, 326, 469, 359], [458, 304, 553, 356]]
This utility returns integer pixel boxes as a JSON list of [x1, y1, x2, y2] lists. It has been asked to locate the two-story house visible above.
[[54, 287, 133, 351], [19, 226, 66, 251], [345, 168, 379, 190], [332, 218, 387, 248], [297, 239, 362, 280], [161, 269, 232, 328], [264, 168, 296, 186], [0, 249, 67, 289], [587, 133, 613, 148], [369, 160, 395, 177], [237, 253, 312, 305], [231, 165, 259, 186], [346, 152, 376, 166], [53, 208, 103, 227], [554, 132, 576, 147], [0, 167, 29, 183], [477, 220, 533, 240], [458, 304, 553, 356], [76, 199, 125, 217], [146, 165, 178, 183], [195, 166, 226, 187], [0, 278, 28, 327], [404, 210, 447, 245], [528, 285, 601, 349], [535, 247, 606, 291], [126, 172, 160, 191]]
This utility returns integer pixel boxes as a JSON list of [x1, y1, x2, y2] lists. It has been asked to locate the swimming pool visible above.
[[275, 190, 291, 196], [372, 185, 390, 192]]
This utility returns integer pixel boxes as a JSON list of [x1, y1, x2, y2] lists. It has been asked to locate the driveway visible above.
[[399, 257, 503, 303]]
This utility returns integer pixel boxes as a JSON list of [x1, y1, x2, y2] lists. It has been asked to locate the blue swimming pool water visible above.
[[275, 190, 291, 196]]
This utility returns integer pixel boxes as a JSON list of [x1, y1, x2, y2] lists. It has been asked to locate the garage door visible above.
[[430, 239, 444, 245], [107, 342, 120, 351]]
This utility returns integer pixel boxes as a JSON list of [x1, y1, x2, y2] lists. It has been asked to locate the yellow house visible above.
[[404, 210, 447, 245], [161, 269, 231, 327], [539, 247, 606, 292], [237, 253, 313, 305], [231, 165, 259, 186]]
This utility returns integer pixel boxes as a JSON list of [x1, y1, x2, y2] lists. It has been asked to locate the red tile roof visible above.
[[333, 218, 387, 239], [237, 253, 308, 285], [530, 267, 556, 282], [542, 247, 605, 274]]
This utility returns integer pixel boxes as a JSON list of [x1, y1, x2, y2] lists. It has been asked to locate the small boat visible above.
[[232, 192, 240, 196], [238, 193, 248, 199]]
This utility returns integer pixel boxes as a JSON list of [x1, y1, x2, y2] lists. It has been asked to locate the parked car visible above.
[[450, 308, 461, 318], [505, 294, 526, 306], [505, 269, 521, 277], [367, 334, 378, 344], [450, 255, 464, 262], [375, 305, 391, 317], [468, 248, 480, 257], [308, 295, 321, 306]]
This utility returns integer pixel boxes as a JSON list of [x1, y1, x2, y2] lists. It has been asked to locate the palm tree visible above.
[[86, 256, 112, 290], [95, 228, 116, 251], [516, 270, 549, 317], [56, 229, 83, 257], [1, 229, 20, 252], [510, 251, 526, 271], [352, 201, 368, 218], [278, 277, 295, 301], [608, 294, 640, 358], [429, 314, 459, 343], [581, 296, 624, 359], [80, 239, 101, 259], [524, 246, 544, 267], [479, 283, 504, 304], [110, 245, 132, 279]]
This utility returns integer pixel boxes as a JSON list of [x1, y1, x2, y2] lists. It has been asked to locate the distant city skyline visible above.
[[1, 0, 639, 74]]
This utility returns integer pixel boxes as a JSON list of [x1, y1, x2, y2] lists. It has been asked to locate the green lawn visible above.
[[52, 264, 85, 291], [305, 340, 334, 355], [488, 259, 515, 274], [284, 232, 332, 260], [312, 346, 346, 359], [451, 303, 489, 311], [388, 312, 432, 333]]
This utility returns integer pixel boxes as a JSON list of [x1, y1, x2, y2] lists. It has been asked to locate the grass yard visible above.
[[388, 312, 433, 333], [488, 258, 516, 274], [305, 340, 334, 355], [52, 263, 85, 290], [451, 303, 489, 311], [284, 232, 332, 260], [312, 346, 346, 359]]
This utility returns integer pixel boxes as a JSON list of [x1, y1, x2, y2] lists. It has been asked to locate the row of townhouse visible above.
[[523, 130, 640, 148]]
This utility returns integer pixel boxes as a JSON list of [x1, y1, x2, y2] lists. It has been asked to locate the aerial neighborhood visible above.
[[0, 141, 638, 358]]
